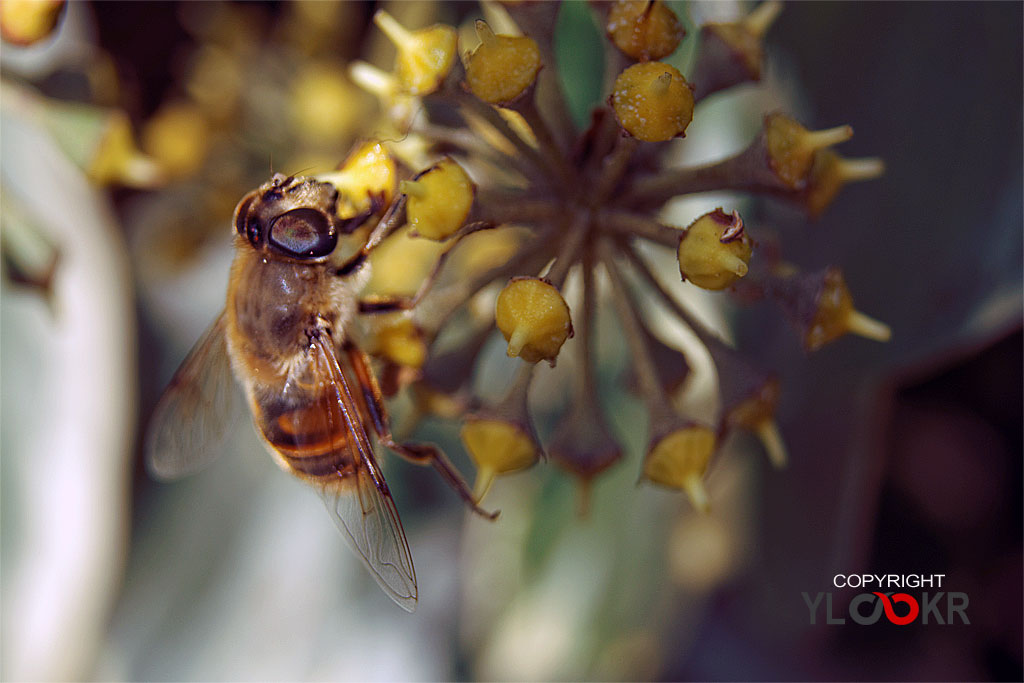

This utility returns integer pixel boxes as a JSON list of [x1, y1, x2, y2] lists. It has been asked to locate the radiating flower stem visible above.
[[597, 238, 672, 420], [516, 95, 576, 187], [623, 154, 765, 207], [476, 192, 563, 226], [593, 135, 640, 203], [456, 92, 555, 183], [597, 209, 681, 248], [546, 212, 589, 288], [619, 239, 728, 349]]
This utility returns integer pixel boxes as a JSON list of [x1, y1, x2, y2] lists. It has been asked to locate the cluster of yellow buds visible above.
[[340, 1, 888, 514]]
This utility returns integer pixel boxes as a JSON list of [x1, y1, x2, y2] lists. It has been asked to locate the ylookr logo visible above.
[[803, 574, 970, 626]]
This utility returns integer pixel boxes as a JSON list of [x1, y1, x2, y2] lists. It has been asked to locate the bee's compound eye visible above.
[[268, 208, 337, 258]]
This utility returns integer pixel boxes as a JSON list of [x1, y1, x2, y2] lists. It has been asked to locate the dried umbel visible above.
[[330, 1, 888, 512]]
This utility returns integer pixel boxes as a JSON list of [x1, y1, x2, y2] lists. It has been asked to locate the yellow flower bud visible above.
[[677, 209, 752, 290], [289, 62, 365, 145], [461, 417, 541, 501], [410, 384, 466, 421], [141, 101, 210, 181], [364, 225, 446, 297], [709, 2, 782, 77], [447, 227, 529, 279], [365, 317, 427, 369], [643, 424, 717, 512], [723, 378, 787, 469], [764, 114, 854, 189], [184, 45, 243, 124], [549, 403, 622, 483], [805, 267, 891, 351], [0, 0, 63, 46], [495, 277, 573, 364], [805, 149, 885, 218], [606, 0, 685, 62], [401, 158, 474, 240], [349, 60, 419, 129], [89, 110, 163, 188], [373, 10, 457, 95], [319, 141, 398, 219], [724, 377, 778, 430], [465, 20, 542, 105], [611, 62, 694, 141]]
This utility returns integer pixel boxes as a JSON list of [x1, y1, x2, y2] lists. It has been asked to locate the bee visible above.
[[146, 173, 494, 612]]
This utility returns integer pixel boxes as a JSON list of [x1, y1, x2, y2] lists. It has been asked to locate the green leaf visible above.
[[554, 1, 605, 130]]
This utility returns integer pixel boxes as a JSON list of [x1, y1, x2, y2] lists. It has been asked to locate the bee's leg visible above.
[[358, 295, 415, 314], [360, 195, 408, 258], [357, 221, 498, 314], [345, 344, 499, 520], [383, 441, 500, 521]]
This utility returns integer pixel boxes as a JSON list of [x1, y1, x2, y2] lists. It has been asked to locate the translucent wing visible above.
[[307, 334, 418, 611], [145, 312, 243, 480]]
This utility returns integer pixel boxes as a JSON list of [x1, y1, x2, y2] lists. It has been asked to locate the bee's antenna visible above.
[[379, 106, 423, 145]]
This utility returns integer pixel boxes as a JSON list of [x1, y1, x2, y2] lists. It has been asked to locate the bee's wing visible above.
[[145, 312, 243, 480], [307, 334, 418, 612]]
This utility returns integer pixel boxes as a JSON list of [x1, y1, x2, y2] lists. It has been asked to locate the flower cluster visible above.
[[318, 0, 889, 513]]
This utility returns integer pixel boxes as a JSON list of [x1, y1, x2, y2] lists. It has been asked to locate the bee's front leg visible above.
[[344, 344, 499, 520], [356, 220, 498, 314]]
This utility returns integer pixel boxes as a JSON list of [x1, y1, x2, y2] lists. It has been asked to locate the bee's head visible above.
[[233, 174, 360, 261]]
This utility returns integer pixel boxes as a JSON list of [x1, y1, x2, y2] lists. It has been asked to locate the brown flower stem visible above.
[[498, 361, 535, 415], [596, 209, 682, 248], [620, 240, 787, 467], [515, 93, 576, 187], [545, 211, 590, 289], [423, 231, 555, 332], [467, 359, 541, 502], [476, 192, 563, 227], [597, 238, 672, 420], [619, 239, 726, 350], [594, 135, 640, 204], [580, 108, 622, 184], [457, 92, 557, 182], [623, 156, 746, 205], [622, 147, 787, 208], [421, 321, 495, 395], [535, 70, 575, 151], [689, 2, 782, 102], [416, 122, 536, 180], [548, 242, 624, 486], [574, 244, 599, 405], [415, 122, 503, 159]]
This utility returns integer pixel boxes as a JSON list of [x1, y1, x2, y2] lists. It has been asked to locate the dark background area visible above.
[[721, 2, 1022, 680]]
